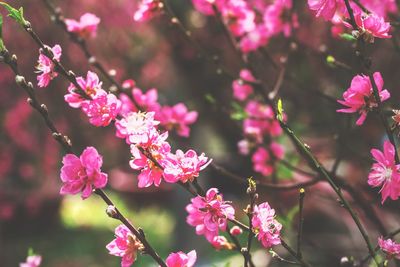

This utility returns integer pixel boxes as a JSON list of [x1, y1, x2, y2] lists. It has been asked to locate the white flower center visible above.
[[125, 113, 149, 134], [383, 167, 393, 181]]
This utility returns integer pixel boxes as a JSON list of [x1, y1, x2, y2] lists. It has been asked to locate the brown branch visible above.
[[0, 48, 167, 267]]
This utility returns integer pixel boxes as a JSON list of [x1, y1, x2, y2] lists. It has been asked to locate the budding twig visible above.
[[296, 188, 305, 259]]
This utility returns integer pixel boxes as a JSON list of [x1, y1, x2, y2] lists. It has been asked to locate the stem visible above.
[[297, 188, 305, 259], [227, 225, 255, 267], [210, 163, 321, 190], [244, 181, 257, 267], [278, 117, 379, 264], [368, 71, 400, 163], [280, 239, 313, 267]]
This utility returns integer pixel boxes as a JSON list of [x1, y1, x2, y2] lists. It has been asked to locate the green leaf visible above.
[[276, 99, 283, 122], [0, 14, 4, 51], [205, 93, 216, 104], [0, 2, 27, 26], [340, 33, 356, 42], [27, 247, 34, 256], [0, 14, 3, 37], [230, 101, 247, 121]]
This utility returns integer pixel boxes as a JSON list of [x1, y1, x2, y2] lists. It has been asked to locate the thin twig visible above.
[[297, 188, 306, 259], [280, 239, 313, 267]]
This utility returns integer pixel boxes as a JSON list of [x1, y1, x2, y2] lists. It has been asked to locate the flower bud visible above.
[[230, 226, 243, 236]]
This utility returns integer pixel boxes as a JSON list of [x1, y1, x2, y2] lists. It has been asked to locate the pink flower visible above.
[[81, 91, 121, 127], [230, 226, 243, 236], [20, 255, 42, 267], [238, 139, 252, 155], [264, 0, 298, 37], [36, 45, 62, 88], [378, 237, 400, 259], [163, 149, 212, 183], [353, 12, 391, 40], [158, 103, 198, 138], [106, 224, 144, 267], [122, 79, 136, 89], [130, 144, 167, 188], [308, 0, 338, 21], [132, 88, 161, 112], [65, 71, 103, 108], [245, 100, 274, 120], [368, 141, 400, 203], [65, 13, 100, 38], [128, 130, 170, 188], [186, 188, 235, 242], [134, 0, 161, 22], [222, 1, 256, 37], [60, 147, 108, 199], [337, 72, 390, 126], [252, 143, 284, 176], [232, 69, 255, 101], [165, 250, 197, 267], [239, 25, 270, 53], [115, 112, 160, 146], [252, 202, 282, 248]]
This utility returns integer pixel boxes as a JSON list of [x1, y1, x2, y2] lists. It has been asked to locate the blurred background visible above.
[[1, 0, 400, 266]]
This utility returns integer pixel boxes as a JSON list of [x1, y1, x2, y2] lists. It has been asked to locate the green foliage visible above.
[[276, 99, 284, 122], [277, 205, 299, 230], [27, 247, 34, 256], [0, 14, 4, 51], [340, 33, 356, 42], [0, 2, 27, 26], [59, 191, 176, 248], [205, 93, 216, 104], [276, 154, 299, 180], [230, 101, 247, 121]]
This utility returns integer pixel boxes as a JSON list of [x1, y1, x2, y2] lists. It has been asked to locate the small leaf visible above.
[[0, 2, 27, 26], [0, 14, 3, 37], [276, 99, 283, 122], [0, 14, 4, 51], [340, 33, 356, 42], [27, 247, 34, 256], [204, 93, 216, 104], [230, 101, 247, 121]]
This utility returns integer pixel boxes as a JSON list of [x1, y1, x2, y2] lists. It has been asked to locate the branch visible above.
[[0, 48, 167, 267]]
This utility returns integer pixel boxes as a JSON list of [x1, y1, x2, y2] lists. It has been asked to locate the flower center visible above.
[[383, 167, 393, 181]]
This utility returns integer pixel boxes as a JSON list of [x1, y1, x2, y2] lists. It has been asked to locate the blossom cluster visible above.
[[115, 110, 210, 187], [378, 237, 400, 260], [308, 0, 393, 40], [186, 188, 235, 243], [106, 223, 197, 267], [65, 71, 122, 127], [233, 69, 285, 176], [194, 0, 298, 53], [337, 72, 390, 126], [119, 81, 198, 138], [252, 202, 282, 248], [65, 13, 100, 38], [132, 0, 298, 53]]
